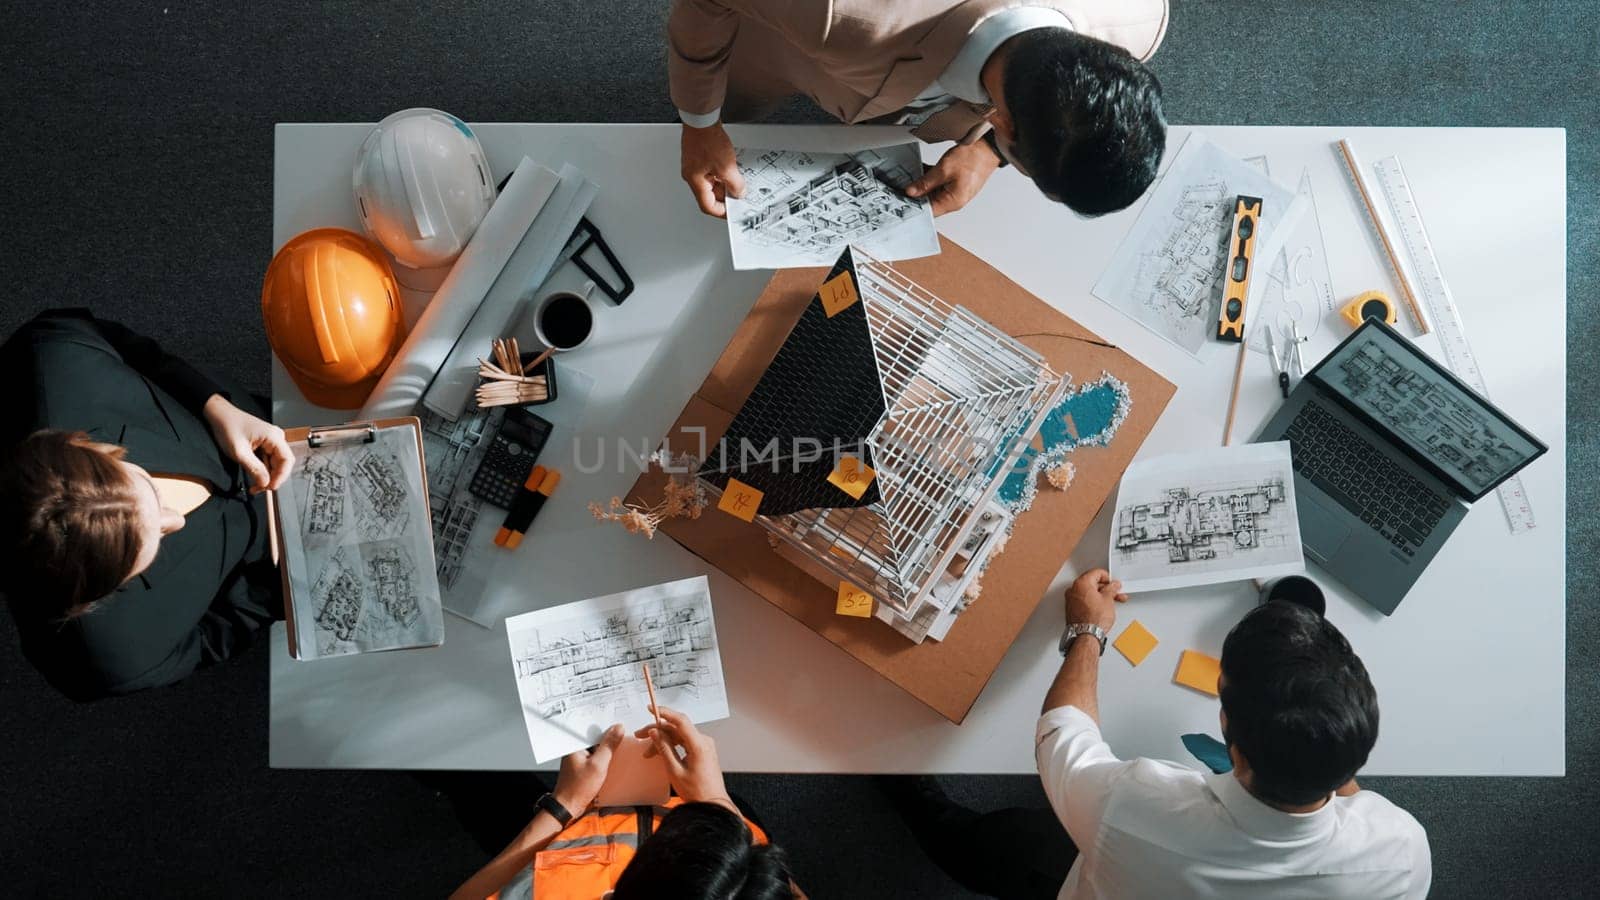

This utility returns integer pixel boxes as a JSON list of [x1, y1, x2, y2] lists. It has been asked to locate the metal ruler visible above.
[[1366, 153, 1537, 533]]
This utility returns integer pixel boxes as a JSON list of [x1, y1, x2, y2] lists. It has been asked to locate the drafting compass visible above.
[[1266, 329, 1290, 398]]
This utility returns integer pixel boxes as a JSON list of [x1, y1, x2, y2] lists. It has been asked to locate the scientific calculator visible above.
[[469, 408, 553, 509]]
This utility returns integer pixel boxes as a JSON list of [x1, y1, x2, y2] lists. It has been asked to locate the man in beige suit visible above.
[[669, 0, 1169, 219]]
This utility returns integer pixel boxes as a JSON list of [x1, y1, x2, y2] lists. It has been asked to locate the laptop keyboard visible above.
[[1283, 402, 1453, 557]]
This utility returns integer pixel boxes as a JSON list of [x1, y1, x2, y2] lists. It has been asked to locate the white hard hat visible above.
[[353, 108, 495, 270]]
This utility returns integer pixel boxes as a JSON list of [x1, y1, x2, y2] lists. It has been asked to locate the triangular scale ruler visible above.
[[1367, 152, 1537, 534]]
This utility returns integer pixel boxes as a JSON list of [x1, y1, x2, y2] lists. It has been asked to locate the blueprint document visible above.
[[277, 426, 446, 659], [726, 144, 939, 270], [1094, 134, 1305, 356], [1109, 442, 1304, 593], [505, 576, 729, 762]]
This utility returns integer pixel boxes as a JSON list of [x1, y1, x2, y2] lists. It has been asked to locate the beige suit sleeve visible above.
[[667, 0, 752, 118]]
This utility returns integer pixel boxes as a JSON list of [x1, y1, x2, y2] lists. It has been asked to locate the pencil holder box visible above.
[[518, 350, 559, 406]]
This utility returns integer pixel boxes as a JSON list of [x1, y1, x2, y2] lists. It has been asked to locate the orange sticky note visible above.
[[1174, 650, 1221, 696], [826, 456, 876, 499], [1113, 620, 1159, 666], [818, 271, 860, 317], [836, 582, 874, 618], [717, 478, 763, 522]]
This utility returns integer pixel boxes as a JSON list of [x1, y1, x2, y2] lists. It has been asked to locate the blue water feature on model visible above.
[[996, 378, 1130, 508]]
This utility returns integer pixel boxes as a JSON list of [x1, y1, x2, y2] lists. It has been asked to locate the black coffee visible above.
[[540, 293, 593, 349]]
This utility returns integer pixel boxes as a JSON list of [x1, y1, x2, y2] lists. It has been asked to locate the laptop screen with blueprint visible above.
[[1307, 321, 1545, 502]]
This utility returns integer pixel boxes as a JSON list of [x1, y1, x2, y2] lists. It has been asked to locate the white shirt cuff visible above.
[[678, 107, 722, 129]]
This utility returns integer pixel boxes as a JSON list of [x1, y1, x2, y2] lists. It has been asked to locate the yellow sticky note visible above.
[[1113, 620, 1159, 667], [818, 271, 860, 317], [836, 582, 874, 618], [826, 456, 877, 499], [1174, 649, 1222, 697], [717, 478, 763, 522]]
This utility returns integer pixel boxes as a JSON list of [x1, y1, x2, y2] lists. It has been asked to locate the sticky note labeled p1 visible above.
[[1174, 649, 1221, 696], [1113, 620, 1159, 666], [717, 478, 763, 522], [836, 582, 873, 618], [827, 455, 876, 499], [818, 271, 860, 317]]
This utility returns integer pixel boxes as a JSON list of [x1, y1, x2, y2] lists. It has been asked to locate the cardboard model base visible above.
[[627, 237, 1175, 723]]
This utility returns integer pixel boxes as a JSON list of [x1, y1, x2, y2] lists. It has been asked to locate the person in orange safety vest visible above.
[[451, 706, 806, 899]]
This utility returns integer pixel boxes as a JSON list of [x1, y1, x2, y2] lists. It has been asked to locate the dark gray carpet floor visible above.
[[1, 1, 1596, 896]]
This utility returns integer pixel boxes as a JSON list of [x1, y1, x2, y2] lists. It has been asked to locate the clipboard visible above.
[[272, 417, 444, 660]]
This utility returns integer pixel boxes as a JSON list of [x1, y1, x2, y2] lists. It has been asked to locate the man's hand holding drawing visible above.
[[681, 122, 746, 218], [1065, 568, 1126, 632], [904, 139, 1001, 216], [553, 723, 626, 814], [638, 705, 736, 812]]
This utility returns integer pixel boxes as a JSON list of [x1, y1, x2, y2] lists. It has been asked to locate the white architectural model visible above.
[[505, 576, 728, 762], [701, 248, 1066, 644]]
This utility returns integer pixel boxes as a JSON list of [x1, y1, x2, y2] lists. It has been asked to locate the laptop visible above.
[[1254, 319, 1546, 614]]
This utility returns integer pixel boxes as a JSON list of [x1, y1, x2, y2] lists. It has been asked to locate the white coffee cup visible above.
[[533, 280, 596, 352]]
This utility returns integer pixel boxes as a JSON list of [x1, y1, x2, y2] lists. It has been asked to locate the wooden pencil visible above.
[[642, 662, 662, 730], [1222, 339, 1249, 446]]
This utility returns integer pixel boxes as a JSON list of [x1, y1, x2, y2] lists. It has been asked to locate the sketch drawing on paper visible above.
[[725, 144, 939, 270], [1109, 442, 1304, 592], [311, 547, 364, 642], [300, 455, 347, 544], [505, 576, 729, 762], [278, 425, 445, 659], [306, 540, 429, 656], [1093, 133, 1304, 356]]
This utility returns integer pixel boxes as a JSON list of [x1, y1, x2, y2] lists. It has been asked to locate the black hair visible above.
[[1220, 602, 1380, 807], [1001, 29, 1166, 216], [611, 802, 794, 900]]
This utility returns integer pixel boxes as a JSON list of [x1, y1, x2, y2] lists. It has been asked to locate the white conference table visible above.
[[270, 123, 1565, 775]]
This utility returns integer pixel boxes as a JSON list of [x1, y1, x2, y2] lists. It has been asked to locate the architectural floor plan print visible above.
[[1110, 442, 1305, 592], [505, 576, 729, 762], [725, 144, 939, 270], [278, 425, 445, 659], [420, 407, 500, 625], [1093, 133, 1305, 356]]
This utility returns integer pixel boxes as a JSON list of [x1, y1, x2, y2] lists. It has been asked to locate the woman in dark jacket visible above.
[[0, 309, 292, 700]]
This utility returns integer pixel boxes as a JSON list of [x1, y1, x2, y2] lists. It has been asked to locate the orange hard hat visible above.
[[262, 228, 406, 409]]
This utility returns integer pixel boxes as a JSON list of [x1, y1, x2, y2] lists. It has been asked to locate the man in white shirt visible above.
[[882, 570, 1431, 899], [666, 1, 1169, 218]]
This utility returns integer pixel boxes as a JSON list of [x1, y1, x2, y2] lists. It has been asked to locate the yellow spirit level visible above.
[[1217, 195, 1262, 342]]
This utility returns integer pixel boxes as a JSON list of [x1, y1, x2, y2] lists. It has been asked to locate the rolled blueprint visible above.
[[421, 163, 597, 420], [358, 157, 559, 421]]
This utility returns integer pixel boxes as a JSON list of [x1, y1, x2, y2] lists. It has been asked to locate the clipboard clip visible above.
[[307, 423, 377, 448], [556, 217, 635, 305]]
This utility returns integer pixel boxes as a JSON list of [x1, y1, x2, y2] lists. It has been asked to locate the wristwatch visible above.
[[535, 792, 573, 827], [1060, 622, 1108, 657]]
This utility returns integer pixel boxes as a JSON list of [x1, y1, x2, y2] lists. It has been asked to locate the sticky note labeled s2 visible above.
[[836, 582, 873, 618]]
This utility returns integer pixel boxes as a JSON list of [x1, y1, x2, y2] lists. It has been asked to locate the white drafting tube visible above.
[[358, 157, 560, 421], [421, 163, 597, 420]]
